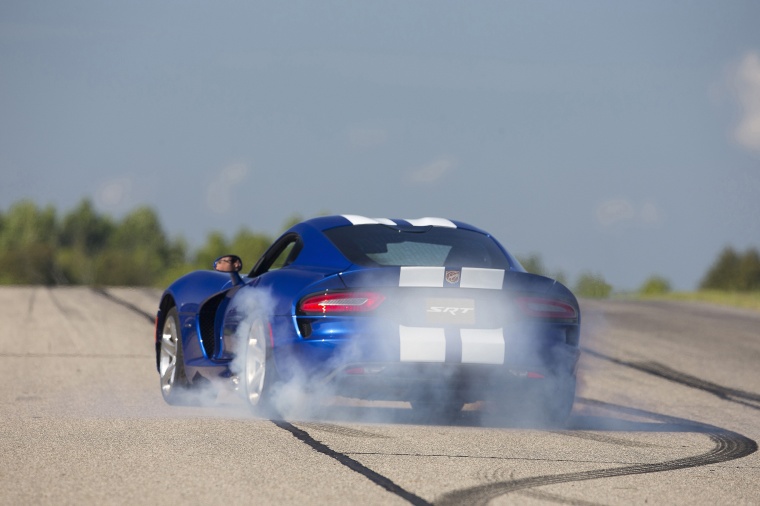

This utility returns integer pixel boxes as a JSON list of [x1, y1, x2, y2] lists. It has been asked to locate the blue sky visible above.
[[1, 1, 759, 290]]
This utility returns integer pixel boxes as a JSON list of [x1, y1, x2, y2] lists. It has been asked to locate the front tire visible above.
[[159, 307, 195, 405]]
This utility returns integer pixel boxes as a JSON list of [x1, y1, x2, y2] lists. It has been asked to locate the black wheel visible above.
[[243, 318, 277, 417], [158, 307, 197, 405]]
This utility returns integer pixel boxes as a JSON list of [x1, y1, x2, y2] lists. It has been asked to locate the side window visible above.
[[251, 234, 302, 277], [269, 241, 297, 271]]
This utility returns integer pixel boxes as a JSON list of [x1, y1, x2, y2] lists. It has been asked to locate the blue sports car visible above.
[[155, 215, 580, 421]]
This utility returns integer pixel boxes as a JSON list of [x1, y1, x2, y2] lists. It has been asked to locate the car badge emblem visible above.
[[445, 270, 460, 284]]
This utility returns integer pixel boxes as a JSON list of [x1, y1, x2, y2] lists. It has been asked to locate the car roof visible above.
[[266, 214, 523, 275], [298, 214, 489, 234]]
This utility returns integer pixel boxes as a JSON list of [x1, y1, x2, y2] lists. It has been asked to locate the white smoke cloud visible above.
[[169, 288, 280, 413], [206, 162, 249, 214], [596, 198, 661, 227], [159, 276, 578, 427], [406, 156, 456, 184], [732, 51, 760, 153]]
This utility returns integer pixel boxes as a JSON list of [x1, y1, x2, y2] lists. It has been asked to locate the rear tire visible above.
[[243, 318, 277, 417], [541, 376, 576, 426], [487, 376, 575, 427]]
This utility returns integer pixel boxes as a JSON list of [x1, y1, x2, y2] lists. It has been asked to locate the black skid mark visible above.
[[272, 420, 432, 506], [433, 399, 757, 506], [90, 287, 156, 324], [583, 347, 760, 410]]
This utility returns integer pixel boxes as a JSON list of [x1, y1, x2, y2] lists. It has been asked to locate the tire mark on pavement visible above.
[[96, 288, 431, 505], [583, 347, 760, 410], [517, 489, 606, 506], [273, 420, 432, 506], [549, 430, 663, 449], [90, 287, 155, 325], [296, 422, 391, 439], [348, 451, 632, 466], [27, 288, 37, 316], [46, 287, 74, 317], [95, 289, 759, 505], [434, 399, 757, 506]]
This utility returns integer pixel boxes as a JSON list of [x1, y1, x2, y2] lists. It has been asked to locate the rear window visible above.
[[324, 225, 511, 269]]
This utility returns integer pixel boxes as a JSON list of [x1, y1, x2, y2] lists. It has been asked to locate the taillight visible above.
[[516, 297, 577, 319], [299, 291, 386, 314]]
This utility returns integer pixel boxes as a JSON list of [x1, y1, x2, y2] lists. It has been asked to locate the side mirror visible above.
[[213, 255, 244, 286], [213, 255, 243, 273]]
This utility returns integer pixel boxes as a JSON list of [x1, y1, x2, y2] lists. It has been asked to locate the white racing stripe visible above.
[[460, 328, 505, 364], [399, 325, 446, 362], [460, 268, 504, 290], [341, 215, 395, 226], [340, 215, 456, 228], [399, 266, 445, 287], [399, 266, 504, 289], [398, 326, 506, 364], [405, 217, 457, 228]]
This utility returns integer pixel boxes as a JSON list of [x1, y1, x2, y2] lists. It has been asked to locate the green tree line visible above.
[[699, 246, 760, 291], [0, 199, 275, 287], [519, 244, 760, 298], [2, 199, 758, 294]]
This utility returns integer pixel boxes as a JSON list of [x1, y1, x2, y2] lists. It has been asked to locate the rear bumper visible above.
[[273, 330, 580, 402], [320, 358, 579, 403]]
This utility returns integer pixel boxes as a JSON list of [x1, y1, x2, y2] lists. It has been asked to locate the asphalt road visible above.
[[1, 287, 758, 505]]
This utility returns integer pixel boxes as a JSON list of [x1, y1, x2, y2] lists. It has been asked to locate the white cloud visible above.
[[732, 51, 760, 152], [206, 162, 249, 214], [406, 156, 456, 184], [596, 198, 662, 228], [596, 199, 635, 227], [96, 177, 132, 209]]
